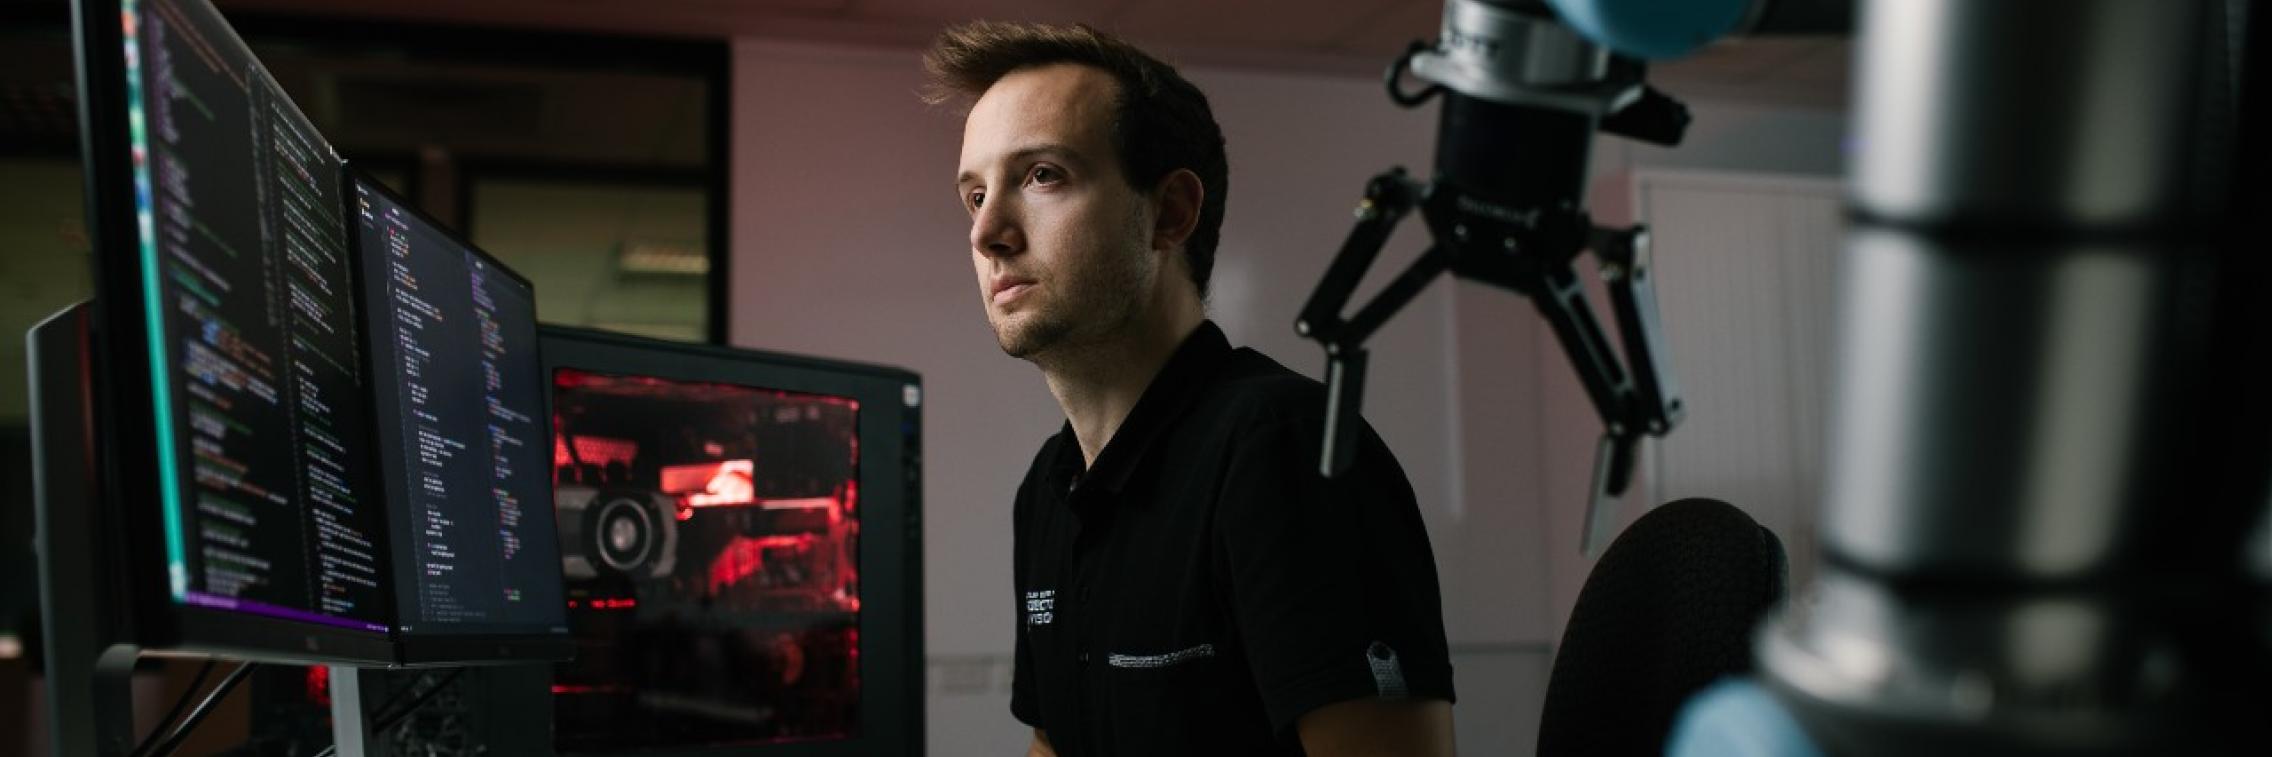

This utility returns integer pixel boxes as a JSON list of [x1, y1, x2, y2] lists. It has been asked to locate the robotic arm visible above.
[[1298, 0, 1835, 550]]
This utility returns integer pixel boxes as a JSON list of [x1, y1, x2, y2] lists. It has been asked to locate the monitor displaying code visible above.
[[126, 0, 389, 634], [353, 176, 568, 637]]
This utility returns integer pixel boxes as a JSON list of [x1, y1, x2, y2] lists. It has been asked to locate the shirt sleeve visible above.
[[1212, 416, 1457, 734]]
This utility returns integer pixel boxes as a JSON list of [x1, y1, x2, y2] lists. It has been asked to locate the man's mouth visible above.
[[991, 278, 1035, 306]]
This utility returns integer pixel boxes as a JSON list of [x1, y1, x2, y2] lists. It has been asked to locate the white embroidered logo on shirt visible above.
[[1024, 590, 1055, 626], [1107, 643, 1216, 669]]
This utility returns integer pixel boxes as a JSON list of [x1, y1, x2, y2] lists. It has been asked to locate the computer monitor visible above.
[[347, 170, 573, 664], [538, 326, 922, 755], [70, 0, 394, 663]]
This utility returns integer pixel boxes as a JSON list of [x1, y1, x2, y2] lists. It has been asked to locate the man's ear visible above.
[[1150, 168, 1204, 254]]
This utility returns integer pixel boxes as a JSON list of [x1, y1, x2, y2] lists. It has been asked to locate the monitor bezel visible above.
[[538, 325, 923, 756], [342, 165, 577, 666], [71, 0, 397, 666]]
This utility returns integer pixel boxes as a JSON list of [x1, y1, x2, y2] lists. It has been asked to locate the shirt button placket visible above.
[[1074, 582, 1092, 667]]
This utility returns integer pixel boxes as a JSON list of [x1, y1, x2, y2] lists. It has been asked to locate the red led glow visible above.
[[306, 665, 331, 707], [556, 368, 863, 408], [557, 435, 639, 469], [664, 459, 757, 507], [567, 597, 635, 610], [549, 366, 865, 748], [706, 534, 816, 595]]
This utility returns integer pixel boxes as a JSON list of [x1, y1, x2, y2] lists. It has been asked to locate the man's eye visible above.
[[968, 190, 985, 209], [1029, 165, 1061, 185]]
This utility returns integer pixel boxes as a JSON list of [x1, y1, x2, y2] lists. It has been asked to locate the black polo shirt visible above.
[[1009, 321, 1455, 756]]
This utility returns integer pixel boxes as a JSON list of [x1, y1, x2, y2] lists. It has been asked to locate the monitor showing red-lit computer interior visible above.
[[549, 366, 870, 750]]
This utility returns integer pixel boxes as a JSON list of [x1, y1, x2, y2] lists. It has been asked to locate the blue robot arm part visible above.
[[1543, 0, 1856, 59], [1543, 0, 1754, 59]]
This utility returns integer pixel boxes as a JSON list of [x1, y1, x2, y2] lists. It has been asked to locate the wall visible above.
[[1635, 171, 1843, 590], [728, 38, 1848, 755], [0, 159, 93, 422]]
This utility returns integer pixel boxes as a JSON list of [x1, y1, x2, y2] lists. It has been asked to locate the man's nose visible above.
[[971, 199, 1023, 259]]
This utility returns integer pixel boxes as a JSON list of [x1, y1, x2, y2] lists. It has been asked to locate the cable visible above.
[[370, 667, 466, 731], [358, 672, 428, 726], [129, 659, 217, 757], [1385, 40, 1446, 107], [142, 661, 258, 757], [308, 667, 469, 757]]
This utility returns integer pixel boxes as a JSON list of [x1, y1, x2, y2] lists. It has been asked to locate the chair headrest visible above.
[[1538, 497, 1793, 756]]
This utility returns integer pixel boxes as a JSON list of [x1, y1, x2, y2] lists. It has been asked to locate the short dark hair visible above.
[[923, 21, 1229, 298]]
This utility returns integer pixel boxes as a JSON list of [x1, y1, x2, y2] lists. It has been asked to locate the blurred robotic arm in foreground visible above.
[[1301, 0, 2269, 753]]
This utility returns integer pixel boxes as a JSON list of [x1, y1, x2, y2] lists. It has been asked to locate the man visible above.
[[925, 21, 1457, 756]]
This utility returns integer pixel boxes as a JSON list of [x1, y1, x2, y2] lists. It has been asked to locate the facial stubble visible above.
[[993, 205, 1156, 362]]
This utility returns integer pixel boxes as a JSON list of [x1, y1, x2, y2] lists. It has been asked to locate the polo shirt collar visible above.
[[1047, 320, 1234, 499]]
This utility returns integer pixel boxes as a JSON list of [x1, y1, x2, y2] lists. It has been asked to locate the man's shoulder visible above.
[[1200, 347, 1332, 430], [1197, 346, 1414, 492]]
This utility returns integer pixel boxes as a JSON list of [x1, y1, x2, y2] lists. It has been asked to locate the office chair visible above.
[[1538, 497, 1790, 756]]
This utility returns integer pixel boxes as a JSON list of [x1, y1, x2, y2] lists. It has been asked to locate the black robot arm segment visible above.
[[1595, 226, 1682, 442], [1296, 0, 1688, 522], [1296, 170, 1446, 476], [1294, 172, 1683, 496]]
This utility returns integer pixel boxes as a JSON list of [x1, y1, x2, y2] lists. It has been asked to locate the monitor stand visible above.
[[326, 666, 377, 757], [324, 665, 556, 757], [30, 302, 139, 757]]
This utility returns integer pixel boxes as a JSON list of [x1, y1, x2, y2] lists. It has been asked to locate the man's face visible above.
[[957, 63, 1158, 360]]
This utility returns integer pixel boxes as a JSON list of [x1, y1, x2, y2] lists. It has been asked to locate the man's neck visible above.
[[1038, 308, 1205, 469]]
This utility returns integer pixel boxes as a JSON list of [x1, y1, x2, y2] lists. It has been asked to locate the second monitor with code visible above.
[[348, 169, 572, 664]]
